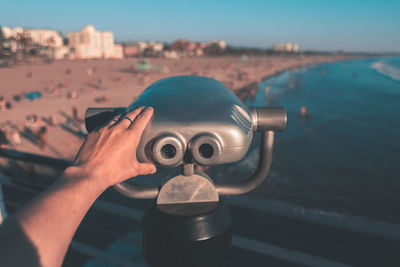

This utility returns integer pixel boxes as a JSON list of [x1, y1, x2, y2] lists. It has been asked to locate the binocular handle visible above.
[[215, 107, 286, 195], [113, 130, 276, 199], [216, 130, 274, 195], [113, 182, 159, 199], [85, 107, 127, 132], [250, 107, 287, 132]]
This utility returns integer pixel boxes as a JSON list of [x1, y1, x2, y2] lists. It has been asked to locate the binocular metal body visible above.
[[86, 76, 285, 166], [85, 76, 286, 202]]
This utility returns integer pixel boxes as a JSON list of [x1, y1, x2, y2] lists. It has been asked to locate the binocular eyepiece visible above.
[[150, 133, 222, 166]]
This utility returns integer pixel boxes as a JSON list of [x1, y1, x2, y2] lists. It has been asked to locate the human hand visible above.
[[72, 107, 156, 189]]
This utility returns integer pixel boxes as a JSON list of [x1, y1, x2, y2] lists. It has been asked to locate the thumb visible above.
[[137, 163, 157, 175]]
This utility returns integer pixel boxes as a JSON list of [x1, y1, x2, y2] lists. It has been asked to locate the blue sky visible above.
[[1, 0, 399, 52]]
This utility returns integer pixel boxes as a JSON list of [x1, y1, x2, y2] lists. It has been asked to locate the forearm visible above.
[[10, 167, 106, 267], [0, 107, 155, 267]]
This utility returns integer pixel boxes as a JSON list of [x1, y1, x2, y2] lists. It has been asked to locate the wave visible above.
[[371, 60, 400, 82]]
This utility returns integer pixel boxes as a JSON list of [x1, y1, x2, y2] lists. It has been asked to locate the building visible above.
[[170, 39, 197, 54], [203, 39, 226, 55], [163, 50, 179, 59], [167, 39, 227, 57], [206, 40, 226, 50], [1, 26, 24, 54], [273, 43, 299, 53], [22, 29, 68, 59], [1, 26, 67, 58], [1, 26, 23, 39], [38, 46, 70, 60], [23, 29, 63, 48], [123, 41, 164, 57], [123, 45, 140, 57], [66, 25, 123, 59], [169, 39, 205, 57], [1, 24, 124, 60]]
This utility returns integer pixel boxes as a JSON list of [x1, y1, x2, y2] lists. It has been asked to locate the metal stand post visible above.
[[142, 200, 232, 267]]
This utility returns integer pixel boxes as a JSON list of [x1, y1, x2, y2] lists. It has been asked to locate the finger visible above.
[[128, 107, 154, 135], [106, 114, 120, 127], [116, 107, 144, 128], [136, 163, 157, 175]]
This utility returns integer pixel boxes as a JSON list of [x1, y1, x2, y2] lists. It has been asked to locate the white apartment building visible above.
[[1, 26, 24, 53], [1, 26, 23, 39], [23, 29, 63, 47], [23, 29, 68, 59], [66, 25, 123, 59]]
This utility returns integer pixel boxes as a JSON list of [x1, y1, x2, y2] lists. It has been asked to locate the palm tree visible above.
[[0, 26, 4, 57]]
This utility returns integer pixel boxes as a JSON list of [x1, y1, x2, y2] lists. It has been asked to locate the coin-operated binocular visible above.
[[85, 76, 286, 267]]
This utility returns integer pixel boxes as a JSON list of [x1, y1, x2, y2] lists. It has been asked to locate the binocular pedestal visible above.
[[142, 201, 232, 267]]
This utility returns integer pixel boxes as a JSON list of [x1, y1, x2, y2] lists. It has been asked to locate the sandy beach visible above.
[[0, 54, 352, 160]]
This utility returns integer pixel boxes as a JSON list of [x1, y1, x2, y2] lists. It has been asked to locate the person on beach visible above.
[[72, 106, 81, 124], [48, 114, 57, 126], [300, 105, 311, 120], [0, 129, 9, 148], [0, 107, 156, 267], [265, 85, 270, 95], [0, 97, 6, 111], [37, 126, 48, 150]]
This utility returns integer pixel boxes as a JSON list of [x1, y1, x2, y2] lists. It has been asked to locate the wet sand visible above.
[[0, 55, 352, 160]]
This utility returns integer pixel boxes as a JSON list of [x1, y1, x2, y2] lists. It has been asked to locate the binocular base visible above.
[[142, 200, 232, 267]]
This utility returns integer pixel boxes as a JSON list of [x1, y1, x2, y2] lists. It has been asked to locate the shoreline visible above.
[[0, 54, 356, 159], [235, 55, 358, 100]]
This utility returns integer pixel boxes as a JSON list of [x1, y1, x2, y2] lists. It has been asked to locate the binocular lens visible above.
[[152, 134, 184, 166], [191, 135, 221, 165], [199, 144, 214, 159], [161, 144, 177, 159]]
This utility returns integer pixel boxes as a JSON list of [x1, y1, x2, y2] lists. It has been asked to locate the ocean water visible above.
[[214, 57, 400, 223], [82, 58, 400, 266]]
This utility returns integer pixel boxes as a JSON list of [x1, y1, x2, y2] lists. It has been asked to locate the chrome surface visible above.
[[216, 131, 274, 195], [183, 164, 194, 176], [250, 107, 287, 132], [157, 170, 219, 205], [152, 134, 185, 166], [84, 76, 287, 200], [113, 183, 158, 199], [129, 76, 254, 166]]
